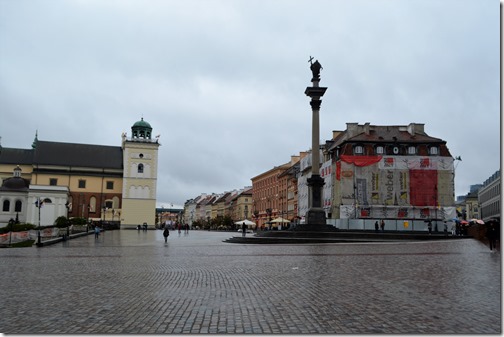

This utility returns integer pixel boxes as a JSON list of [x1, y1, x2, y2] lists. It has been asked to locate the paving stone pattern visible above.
[[0, 230, 500, 334]]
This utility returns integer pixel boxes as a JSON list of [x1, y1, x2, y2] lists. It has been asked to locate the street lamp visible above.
[[87, 205, 90, 232], [8, 218, 15, 247], [36, 197, 51, 247]]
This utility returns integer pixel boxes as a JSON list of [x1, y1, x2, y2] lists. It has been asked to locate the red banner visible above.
[[340, 155, 383, 167], [409, 170, 438, 206]]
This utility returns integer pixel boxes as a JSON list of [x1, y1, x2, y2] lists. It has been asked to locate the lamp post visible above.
[[36, 197, 43, 247], [65, 202, 70, 238], [87, 205, 90, 232], [8, 218, 14, 247]]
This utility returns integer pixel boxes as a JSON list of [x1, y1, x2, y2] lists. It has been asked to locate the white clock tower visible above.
[[121, 118, 160, 228]]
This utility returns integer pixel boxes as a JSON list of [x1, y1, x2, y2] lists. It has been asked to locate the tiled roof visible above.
[[0, 148, 33, 165], [328, 124, 445, 151], [33, 141, 123, 169], [346, 129, 443, 143]]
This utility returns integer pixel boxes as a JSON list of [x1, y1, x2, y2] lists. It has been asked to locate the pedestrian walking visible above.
[[443, 221, 448, 236], [380, 219, 385, 231], [163, 227, 170, 243], [486, 221, 498, 251], [94, 225, 100, 239], [375, 221, 379, 232], [427, 220, 432, 235], [242, 222, 247, 237]]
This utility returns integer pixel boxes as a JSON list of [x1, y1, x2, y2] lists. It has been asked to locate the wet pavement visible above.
[[0, 229, 501, 334]]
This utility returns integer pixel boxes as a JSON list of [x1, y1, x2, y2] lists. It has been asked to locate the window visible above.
[[429, 147, 439, 155], [354, 145, 364, 155], [375, 146, 384, 155], [3, 200, 10, 212], [408, 146, 416, 155], [50, 178, 57, 186], [90, 196, 96, 212], [15, 200, 22, 212], [78, 180, 86, 188], [138, 163, 144, 173], [106, 181, 114, 190], [112, 196, 120, 209]]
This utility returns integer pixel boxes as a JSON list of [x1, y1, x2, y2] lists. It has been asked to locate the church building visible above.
[[0, 118, 160, 228]]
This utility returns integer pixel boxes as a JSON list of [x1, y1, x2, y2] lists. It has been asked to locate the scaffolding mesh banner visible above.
[[340, 205, 456, 220], [336, 155, 454, 218]]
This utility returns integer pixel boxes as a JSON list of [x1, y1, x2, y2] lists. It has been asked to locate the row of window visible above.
[[49, 178, 115, 190], [353, 145, 439, 156], [481, 201, 500, 219], [479, 183, 501, 204], [49, 163, 146, 188], [68, 196, 120, 212], [2, 199, 22, 212]]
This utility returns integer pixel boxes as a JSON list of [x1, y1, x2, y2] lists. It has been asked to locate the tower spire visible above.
[[32, 130, 38, 149]]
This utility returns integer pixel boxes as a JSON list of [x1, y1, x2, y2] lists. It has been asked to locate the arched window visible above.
[[138, 163, 144, 173], [15, 200, 22, 212], [112, 196, 120, 209], [3, 199, 10, 212]]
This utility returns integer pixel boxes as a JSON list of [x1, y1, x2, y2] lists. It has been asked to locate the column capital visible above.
[[305, 86, 327, 99], [310, 100, 322, 110]]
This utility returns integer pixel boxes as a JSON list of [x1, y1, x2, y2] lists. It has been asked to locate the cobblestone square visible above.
[[0, 230, 500, 334]]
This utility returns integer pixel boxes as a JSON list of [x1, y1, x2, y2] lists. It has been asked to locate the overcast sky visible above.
[[0, 0, 500, 208]]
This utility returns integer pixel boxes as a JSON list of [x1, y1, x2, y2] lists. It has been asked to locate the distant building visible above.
[[478, 170, 500, 222], [464, 190, 480, 220], [251, 156, 300, 228]]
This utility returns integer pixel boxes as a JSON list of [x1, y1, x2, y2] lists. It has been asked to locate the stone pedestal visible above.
[[305, 174, 326, 225]]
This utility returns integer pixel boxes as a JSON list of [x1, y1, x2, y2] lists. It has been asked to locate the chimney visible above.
[[332, 130, 343, 140], [407, 123, 425, 136], [346, 123, 358, 138], [364, 122, 370, 135]]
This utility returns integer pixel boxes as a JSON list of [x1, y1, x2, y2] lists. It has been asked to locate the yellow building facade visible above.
[[0, 118, 160, 228]]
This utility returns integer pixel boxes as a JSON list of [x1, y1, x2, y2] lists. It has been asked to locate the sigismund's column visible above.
[[304, 58, 327, 226]]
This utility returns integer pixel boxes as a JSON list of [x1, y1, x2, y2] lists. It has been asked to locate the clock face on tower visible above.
[[393, 146, 399, 154]]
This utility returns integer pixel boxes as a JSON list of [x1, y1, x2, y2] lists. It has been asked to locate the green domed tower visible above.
[[131, 118, 153, 139], [121, 117, 160, 228]]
